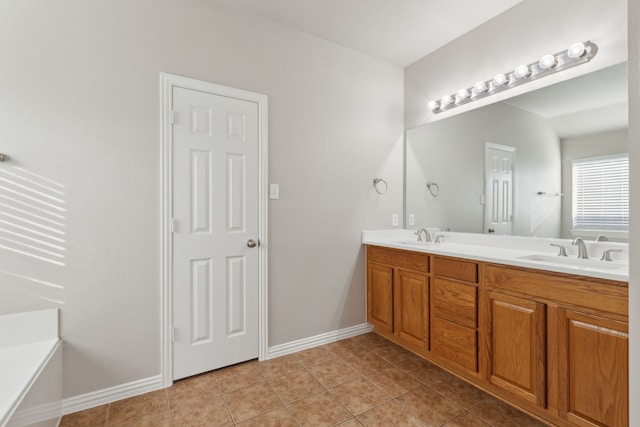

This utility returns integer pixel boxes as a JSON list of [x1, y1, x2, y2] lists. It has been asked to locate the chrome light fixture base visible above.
[[428, 41, 598, 114]]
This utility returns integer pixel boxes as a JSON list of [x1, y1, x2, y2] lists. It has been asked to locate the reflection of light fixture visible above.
[[427, 40, 598, 114]]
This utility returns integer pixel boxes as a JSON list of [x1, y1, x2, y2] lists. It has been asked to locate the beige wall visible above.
[[0, 1, 404, 398]]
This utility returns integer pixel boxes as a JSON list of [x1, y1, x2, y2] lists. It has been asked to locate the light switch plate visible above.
[[392, 214, 399, 226], [270, 184, 280, 200], [408, 214, 415, 226]]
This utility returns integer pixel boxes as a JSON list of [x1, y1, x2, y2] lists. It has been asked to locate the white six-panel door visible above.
[[172, 86, 259, 380], [484, 142, 515, 236]]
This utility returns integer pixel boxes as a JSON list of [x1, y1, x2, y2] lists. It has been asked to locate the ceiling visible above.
[[214, 0, 524, 66]]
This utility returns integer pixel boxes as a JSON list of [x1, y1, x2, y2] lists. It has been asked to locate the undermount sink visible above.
[[517, 254, 626, 270]]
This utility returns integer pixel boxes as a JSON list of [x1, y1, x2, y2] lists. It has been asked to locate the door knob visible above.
[[247, 239, 258, 248]]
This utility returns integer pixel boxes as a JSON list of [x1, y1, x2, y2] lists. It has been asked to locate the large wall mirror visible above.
[[405, 62, 628, 241]]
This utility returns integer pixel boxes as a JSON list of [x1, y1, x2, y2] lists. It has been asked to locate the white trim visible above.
[[485, 141, 516, 153], [159, 73, 269, 388], [8, 401, 61, 426], [61, 375, 163, 415], [266, 323, 373, 360], [570, 229, 629, 239]]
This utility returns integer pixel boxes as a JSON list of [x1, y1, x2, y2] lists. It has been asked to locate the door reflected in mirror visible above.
[[405, 62, 628, 241]]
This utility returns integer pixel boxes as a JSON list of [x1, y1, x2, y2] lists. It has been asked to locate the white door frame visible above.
[[160, 73, 268, 387]]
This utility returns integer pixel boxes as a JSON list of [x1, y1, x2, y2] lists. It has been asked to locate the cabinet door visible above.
[[367, 262, 393, 334], [558, 310, 628, 427], [488, 292, 546, 407], [394, 269, 429, 349]]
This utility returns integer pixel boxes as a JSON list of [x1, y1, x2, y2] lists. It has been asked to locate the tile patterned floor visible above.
[[60, 333, 547, 426]]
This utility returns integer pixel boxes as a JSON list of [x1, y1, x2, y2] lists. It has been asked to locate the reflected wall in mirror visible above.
[[406, 62, 628, 241]]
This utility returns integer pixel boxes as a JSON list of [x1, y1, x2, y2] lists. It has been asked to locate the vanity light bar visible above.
[[428, 41, 598, 114]]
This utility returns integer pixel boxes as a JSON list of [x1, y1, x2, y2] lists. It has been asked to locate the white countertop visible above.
[[362, 230, 628, 282]]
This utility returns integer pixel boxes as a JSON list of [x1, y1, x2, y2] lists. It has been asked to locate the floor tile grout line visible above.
[[211, 373, 236, 426], [163, 388, 172, 427], [104, 402, 111, 427], [324, 379, 363, 418], [264, 378, 302, 427], [389, 389, 423, 421]]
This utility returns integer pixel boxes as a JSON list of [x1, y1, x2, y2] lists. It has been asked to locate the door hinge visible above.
[[170, 218, 176, 233], [170, 110, 175, 125], [171, 326, 176, 342]]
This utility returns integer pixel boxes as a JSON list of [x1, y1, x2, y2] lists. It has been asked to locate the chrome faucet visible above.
[[572, 237, 589, 259], [594, 235, 609, 242], [414, 228, 431, 242]]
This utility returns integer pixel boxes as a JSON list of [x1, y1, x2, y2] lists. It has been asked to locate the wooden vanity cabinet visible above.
[[430, 256, 479, 373], [366, 246, 429, 350], [366, 246, 629, 427]]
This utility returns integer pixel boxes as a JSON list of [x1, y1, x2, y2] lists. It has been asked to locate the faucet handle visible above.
[[434, 234, 445, 244], [550, 243, 567, 257], [600, 248, 622, 261], [414, 230, 423, 241]]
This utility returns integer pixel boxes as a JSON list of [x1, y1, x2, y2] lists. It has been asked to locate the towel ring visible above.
[[373, 178, 388, 195], [427, 181, 439, 197]]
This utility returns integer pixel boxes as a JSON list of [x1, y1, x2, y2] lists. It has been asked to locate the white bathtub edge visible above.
[[0, 309, 59, 348], [1, 340, 62, 427]]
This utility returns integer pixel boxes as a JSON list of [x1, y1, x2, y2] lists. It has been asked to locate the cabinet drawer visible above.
[[433, 256, 478, 283], [367, 245, 429, 273], [431, 316, 477, 372], [432, 278, 477, 328]]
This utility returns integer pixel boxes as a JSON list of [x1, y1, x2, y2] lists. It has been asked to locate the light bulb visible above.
[[513, 64, 531, 79], [473, 81, 488, 95], [539, 54, 557, 70], [492, 73, 508, 87], [455, 89, 470, 103], [567, 42, 586, 59], [440, 95, 453, 107], [427, 100, 439, 111]]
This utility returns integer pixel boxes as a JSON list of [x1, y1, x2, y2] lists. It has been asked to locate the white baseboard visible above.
[[266, 322, 373, 360], [61, 323, 372, 415], [61, 375, 163, 415]]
